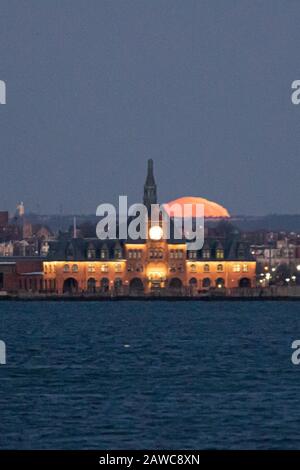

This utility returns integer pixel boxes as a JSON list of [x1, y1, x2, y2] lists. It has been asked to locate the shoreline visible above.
[[1, 294, 300, 301]]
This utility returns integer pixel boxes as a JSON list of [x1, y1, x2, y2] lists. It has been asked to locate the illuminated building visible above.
[[43, 160, 256, 296]]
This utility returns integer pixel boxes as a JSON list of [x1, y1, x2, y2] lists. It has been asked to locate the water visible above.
[[0, 300, 300, 449]]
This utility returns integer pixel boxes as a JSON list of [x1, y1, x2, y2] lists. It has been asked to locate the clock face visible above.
[[149, 225, 163, 241]]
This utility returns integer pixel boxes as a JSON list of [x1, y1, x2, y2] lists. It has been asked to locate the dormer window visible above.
[[216, 249, 224, 259], [101, 249, 108, 259], [87, 245, 96, 259], [202, 249, 210, 259]]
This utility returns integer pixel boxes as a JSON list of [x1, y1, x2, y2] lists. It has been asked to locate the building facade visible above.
[[42, 160, 256, 296]]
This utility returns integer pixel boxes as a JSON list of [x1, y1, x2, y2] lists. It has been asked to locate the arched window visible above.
[[204, 264, 210, 272], [72, 264, 79, 273], [189, 278, 197, 286], [87, 278, 96, 293], [114, 278, 122, 290], [217, 264, 223, 272], [190, 264, 197, 273], [216, 277, 225, 288], [63, 264, 70, 273], [202, 278, 211, 288], [100, 277, 109, 293]]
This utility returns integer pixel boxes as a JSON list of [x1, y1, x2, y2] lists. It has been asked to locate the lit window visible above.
[[216, 249, 224, 259], [242, 264, 248, 272], [115, 263, 122, 273], [233, 264, 241, 272], [190, 264, 197, 273], [101, 264, 108, 273], [203, 249, 210, 259], [217, 264, 223, 272], [88, 264, 95, 273]]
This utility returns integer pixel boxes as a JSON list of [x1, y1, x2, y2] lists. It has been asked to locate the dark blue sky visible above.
[[0, 0, 300, 215]]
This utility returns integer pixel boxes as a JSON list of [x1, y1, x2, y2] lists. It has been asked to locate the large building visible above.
[[43, 160, 256, 296]]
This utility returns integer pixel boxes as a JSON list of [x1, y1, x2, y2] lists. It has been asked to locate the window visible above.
[[204, 264, 210, 272], [242, 264, 248, 272], [189, 251, 197, 259], [72, 264, 79, 273], [101, 264, 108, 273], [216, 249, 224, 259], [202, 278, 211, 288], [136, 264, 143, 273], [217, 264, 223, 272], [190, 264, 197, 273], [216, 278, 225, 288], [233, 264, 241, 272], [63, 264, 70, 273], [203, 249, 210, 259], [114, 263, 122, 273], [88, 264, 95, 273], [87, 247, 96, 259]]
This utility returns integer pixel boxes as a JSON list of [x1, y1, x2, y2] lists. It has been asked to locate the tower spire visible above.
[[143, 159, 157, 211]]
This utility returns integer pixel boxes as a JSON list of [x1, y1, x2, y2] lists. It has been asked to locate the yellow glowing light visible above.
[[149, 225, 163, 240]]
